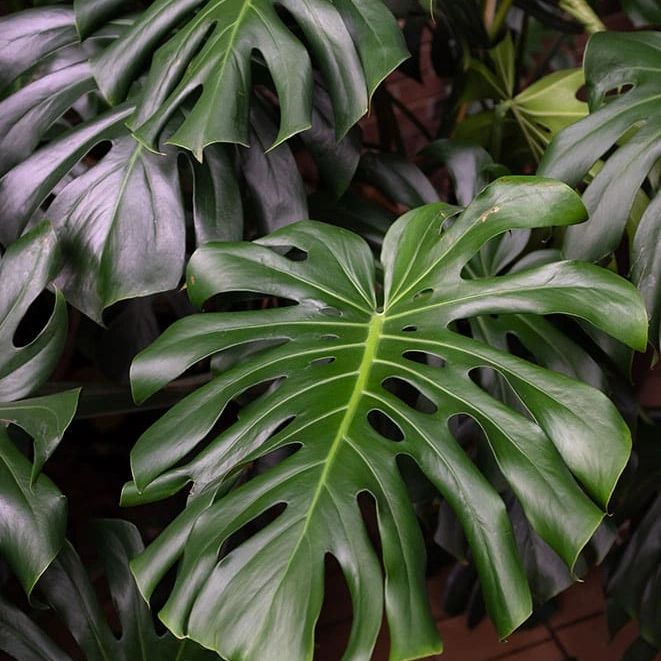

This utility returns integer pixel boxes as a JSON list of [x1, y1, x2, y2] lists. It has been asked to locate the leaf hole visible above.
[[402, 350, 446, 368], [309, 356, 336, 367], [604, 83, 633, 99], [221, 502, 288, 556], [401, 325, 417, 333], [12, 289, 58, 348], [413, 288, 434, 301], [468, 367, 534, 422], [320, 333, 339, 341], [270, 245, 309, 262], [381, 376, 438, 414], [367, 409, 404, 442], [314, 554, 353, 650], [254, 433, 300, 473]]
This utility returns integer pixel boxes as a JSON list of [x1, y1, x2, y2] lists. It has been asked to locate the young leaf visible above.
[[126, 177, 646, 660]]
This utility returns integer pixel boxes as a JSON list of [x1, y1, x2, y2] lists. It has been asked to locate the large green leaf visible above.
[[539, 31, 661, 348], [124, 177, 646, 660], [87, 0, 408, 158], [0, 520, 217, 660]]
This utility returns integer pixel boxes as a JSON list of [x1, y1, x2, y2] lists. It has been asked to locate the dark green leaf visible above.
[[50, 134, 186, 324], [240, 103, 308, 234], [125, 177, 646, 659], [539, 31, 661, 348], [0, 594, 69, 661], [0, 222, 66, 402], [0, 426, 67, 596], [90, 0, 407, 158], [0, 389, 79, 482], [357, 152, 439, 207], [608, 495, 661, 650], [631, 195, 661, 348]]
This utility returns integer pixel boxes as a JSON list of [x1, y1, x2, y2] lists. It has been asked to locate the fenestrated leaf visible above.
[[540, 32, 661, 260], [125, 177, 646, 660], [0, 103, 133, 247], [0, 52, 95, 177], [0, 221, 67, 402], [0, 21, 126, 177], [89, 0, 407, 158], [0, 520, 217, 661], [539, 31, 661, 348], [0, 222, 76, 597]]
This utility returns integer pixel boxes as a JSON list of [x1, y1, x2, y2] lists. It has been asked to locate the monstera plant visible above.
[[123, 178, 645, 659], [0, 0, 659, 660]]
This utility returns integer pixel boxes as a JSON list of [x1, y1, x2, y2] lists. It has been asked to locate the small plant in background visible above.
[[0, 1, 658, 659]]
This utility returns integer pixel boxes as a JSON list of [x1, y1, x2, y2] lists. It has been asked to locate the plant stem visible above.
[[559, 0, 606, 33], [490, 0, 514, 40]]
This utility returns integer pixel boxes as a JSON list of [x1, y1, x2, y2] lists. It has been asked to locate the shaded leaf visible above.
[[539, 31, 661, 347], [0, 222, 66, 402], [0, 520, 217, 661]]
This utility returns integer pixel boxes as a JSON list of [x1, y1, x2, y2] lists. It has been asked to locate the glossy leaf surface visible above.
[[0, 223, 77, 595], [539, 31, 661, 347], [89, 0, 408, 158], [126, 177, 646, 660], [0, 222, 66, 402]]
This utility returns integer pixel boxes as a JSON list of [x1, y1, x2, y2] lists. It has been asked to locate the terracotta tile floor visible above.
[[316, 569, 661, 660]]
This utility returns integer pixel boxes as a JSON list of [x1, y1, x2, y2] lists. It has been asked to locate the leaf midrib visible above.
[[274, 313, 383, 570]]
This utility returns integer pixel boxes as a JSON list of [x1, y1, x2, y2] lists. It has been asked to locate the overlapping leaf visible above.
[[0, 7, 363, 321], [454, 35, 587, 162], [539, 32, 661, 346], [0, 221, 79, 595], [87, 0, 408, 158], [0, 520, 217, 660], [124, 177, 646, 660]]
